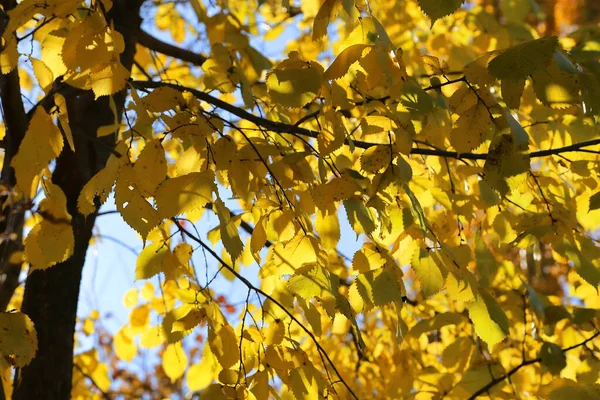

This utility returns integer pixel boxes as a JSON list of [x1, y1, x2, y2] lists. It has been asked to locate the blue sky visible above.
[[74, 3, 366, 353]]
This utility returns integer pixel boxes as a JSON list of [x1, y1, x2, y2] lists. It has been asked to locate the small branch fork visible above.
[[131, 80, 600, 162], [171, 218, 359, 400], [467, 330, 600, 399]]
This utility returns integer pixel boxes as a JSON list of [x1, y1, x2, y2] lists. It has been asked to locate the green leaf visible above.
[[589, 191, 600, 211], [418, 0, 465, 27], [548, 384, 600, 400], [343, 196, 376, 236], [488, 37, 559, 81], [501, 78, 525, 109], [524, 281, 547, 322], [540, 342, 567, 374], [544, 305, 571, 326]]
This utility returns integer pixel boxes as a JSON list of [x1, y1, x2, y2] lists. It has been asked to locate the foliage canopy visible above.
[[2, 0, 600, 399]]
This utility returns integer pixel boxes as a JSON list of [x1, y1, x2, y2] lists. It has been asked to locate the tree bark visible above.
[[0, 0, 28, 313], [13, 1, 144, 398]]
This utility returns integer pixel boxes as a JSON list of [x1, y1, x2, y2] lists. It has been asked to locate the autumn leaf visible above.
[[418, 0, 465, 26]]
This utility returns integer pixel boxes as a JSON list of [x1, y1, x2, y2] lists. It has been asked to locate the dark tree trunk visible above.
[[12, 2, 144, 399], [0, 0, 28, 313]]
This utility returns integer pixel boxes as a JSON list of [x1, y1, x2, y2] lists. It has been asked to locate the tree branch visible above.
[[172, 218, 359, 400], [467, 331, 600, 399], [138, 30, 207, 67], [131, 80, 600, 162]]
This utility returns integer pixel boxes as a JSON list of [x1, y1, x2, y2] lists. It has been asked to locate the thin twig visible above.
[[172, 218, 359, 400], [467, 331, 600, 399], [131, 80, 600, 162]]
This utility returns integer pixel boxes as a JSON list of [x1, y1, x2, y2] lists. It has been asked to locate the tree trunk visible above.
[[0, 0, 28, 313], [13, 2, 144, 398]]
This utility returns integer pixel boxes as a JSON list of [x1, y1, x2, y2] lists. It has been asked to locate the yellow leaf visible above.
[[129, 305, 150, 330], [271, 233, 320, 274], [289, 366, 323, 400], [202, 44, 237, 93], [141, 86, 186, 112], [287, 264, 339, 301], [324, 44, 371, 81], [82, 318, 95, 336], [409, 312, 464, 337], [360, 145, 392, 173], [250, 216, 267, 263], [488, 37, 559, 81], [352, 243, 386, 273], [54, 93, 75, 152], [140, 325, 164, 349], [412, 249, 445, 297], [209, 323, 238, 370], [77, 142, 127, 216], [531, 63, 580, 108], [343, 196, 376, 236], [90, 363, 111, 392], [136, 241, 170, 280], [418, 0, 465, 26], [133, 139, 167, 197], [163, 342, 188, 383], [450, 102, 491, 153], [123, 288, 139, 308], [187, 360, 215, 392], [349, 267, 403, 311], [114, 328, 137, 362], [467, 292, 509, 347], [12, 107, 64, 197], [25, 221, 74, 271], [315, 211, 340, 249], [0, 37, 18, 74], [91, 63, 130, 99], [41, 30, 68, 78], [218, 368, 240, 385], [266, 52, 323, 108], [0, 311, 37, 367], [265, 209, 296, 243], [312, 0, 342, 39], [38, 178, 71, 222], [214, 199, 244, 261], [199, 384, 226, 400], [30, 57, 53, 94], [250, 370, 270, 400], [115, 164, 161, 239], [155, 170, 215, 220]]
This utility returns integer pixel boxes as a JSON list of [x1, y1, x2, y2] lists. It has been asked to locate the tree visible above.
[[2, 0, 600, 398]]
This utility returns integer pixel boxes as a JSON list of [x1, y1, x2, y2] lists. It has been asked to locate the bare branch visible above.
[[138, 30, 207, 67]]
